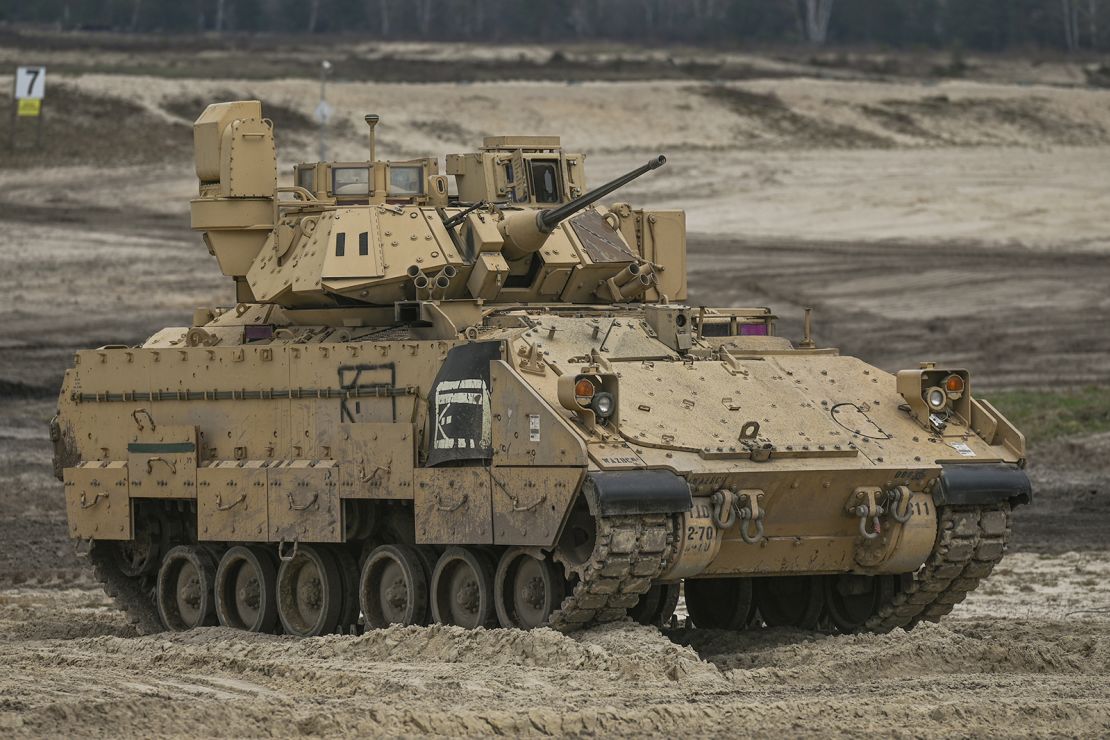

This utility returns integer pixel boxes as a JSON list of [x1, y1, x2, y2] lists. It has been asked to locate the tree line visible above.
[[4, 0, 1109, 51]]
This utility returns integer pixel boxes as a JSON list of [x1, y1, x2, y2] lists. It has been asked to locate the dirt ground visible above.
[[1, 34, 1108, 737]]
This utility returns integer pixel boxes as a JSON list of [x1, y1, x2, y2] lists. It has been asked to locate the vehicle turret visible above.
[[190, 101, 686, 324]]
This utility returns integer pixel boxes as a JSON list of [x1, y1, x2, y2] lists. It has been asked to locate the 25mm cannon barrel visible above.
[[539, 154, 666, 233], [498, 154, 667, 259]]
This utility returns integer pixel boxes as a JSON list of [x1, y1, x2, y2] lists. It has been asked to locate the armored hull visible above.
[[53, 101, 1030, 636]]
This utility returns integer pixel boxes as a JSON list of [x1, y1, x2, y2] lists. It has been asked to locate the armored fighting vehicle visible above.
[[53, 101, 1031, 636]]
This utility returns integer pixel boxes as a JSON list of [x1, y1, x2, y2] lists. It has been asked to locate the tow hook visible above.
[[848, 488, 884, 540]]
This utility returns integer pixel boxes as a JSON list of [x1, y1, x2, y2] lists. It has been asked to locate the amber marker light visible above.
[[575, 378, 596, 406], [944, 374, 965, 398]]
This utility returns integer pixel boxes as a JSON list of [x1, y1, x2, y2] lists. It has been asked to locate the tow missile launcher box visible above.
[[53, 101, 1030, 636]]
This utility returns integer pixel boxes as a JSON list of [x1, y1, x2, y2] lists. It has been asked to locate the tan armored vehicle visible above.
[[53, 101, 1031, 636]]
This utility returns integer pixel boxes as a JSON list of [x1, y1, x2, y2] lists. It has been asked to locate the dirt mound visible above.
[[678, 619, 1110, 681], [699, 85, 894, 148], [163, 92, 318, 133], [0, 83, 190, 169], [1, 583, 1108, 737]]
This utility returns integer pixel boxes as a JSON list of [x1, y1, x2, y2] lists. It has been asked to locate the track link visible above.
[[865, 502, 1011, 633], [548, 513, 676, 632], [90, 545, 163, 635]]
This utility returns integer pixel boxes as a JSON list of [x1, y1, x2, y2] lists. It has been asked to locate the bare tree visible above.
[[215, 0, 227, 32], [129, 0, 142, 31], [1062, 0, 1080, 50], [1088, 0, 1100, 48], [417, 0, 433, 36], [308, 0, 322, 32], [799, 0, 835, 45], [569, 0, 593, 39], [376, 0, 392, 36]]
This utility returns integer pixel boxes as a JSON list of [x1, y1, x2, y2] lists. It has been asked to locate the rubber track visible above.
[[864, 502, 1011, 633], [548, 514, 675, 632], [90, 545, 163, 635]]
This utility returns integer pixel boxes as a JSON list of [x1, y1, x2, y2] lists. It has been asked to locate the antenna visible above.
[[364, 114, 380, 162]]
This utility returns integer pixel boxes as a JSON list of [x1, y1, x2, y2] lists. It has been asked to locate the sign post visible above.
[[11, 65, 46, 150]]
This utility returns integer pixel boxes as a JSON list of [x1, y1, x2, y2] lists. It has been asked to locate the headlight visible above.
[[926, 386, 947, 411], [591, 391, 615, 420]]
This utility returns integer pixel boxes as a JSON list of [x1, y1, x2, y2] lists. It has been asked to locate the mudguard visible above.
[[582, 470, 692, 516], [933, 464, 1032, 508]]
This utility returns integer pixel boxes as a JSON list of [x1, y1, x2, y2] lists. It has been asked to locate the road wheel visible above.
[[157, 545, 218, 631], [215, 546, 278, 633], [628, 583, 681, 628], [825, 574, 896, 633], [430, 547, 496, 629], [495, 549, 565, 630], [755, 575, 824, 629], [685, 577, 756, 630], [276, 545, 342, 637], [360, 544, 429, 629]]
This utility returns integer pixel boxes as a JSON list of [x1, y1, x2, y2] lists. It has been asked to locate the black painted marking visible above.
[[338, 363, 398, 423]]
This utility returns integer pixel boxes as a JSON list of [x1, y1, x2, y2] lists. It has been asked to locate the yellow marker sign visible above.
[[17, 98, 41, 117]]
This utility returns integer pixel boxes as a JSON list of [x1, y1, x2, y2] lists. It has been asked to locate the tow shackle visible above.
[[848, 488, 885, 540], [710, 488, 766, 544], [735, 491, 766, 544]]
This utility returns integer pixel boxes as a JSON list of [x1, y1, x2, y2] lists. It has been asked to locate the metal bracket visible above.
[[434, 492, 469, 512], [73, 538, 94, 558], [145, 456, 177, 475], [131, 408, 156, 431], [216, 493, 247, 511], [493, 474, 548, 512], [277, 538, 299, 562], [287, 492, 319, 511], [79, 492, 108, 509]]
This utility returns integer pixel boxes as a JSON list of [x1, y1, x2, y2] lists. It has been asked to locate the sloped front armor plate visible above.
[[570, 208, 635, 264], [617, 358, 853, 457]]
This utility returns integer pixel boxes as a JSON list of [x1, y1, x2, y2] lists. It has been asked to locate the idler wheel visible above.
[[157, 545, 218, 631], [494, 549, 566, 630], [629, 583, 682, 628], [276, 545, 343, 637], [114, 517, 162, 577], [684, 577, 757, 630], [825, 574, 896, 633], [430, 547, 496, 629], [754, 575, 824, 629], [553, 507, 596, 578], [360, 544, 430, 629], [215, 546, 278, 633]]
